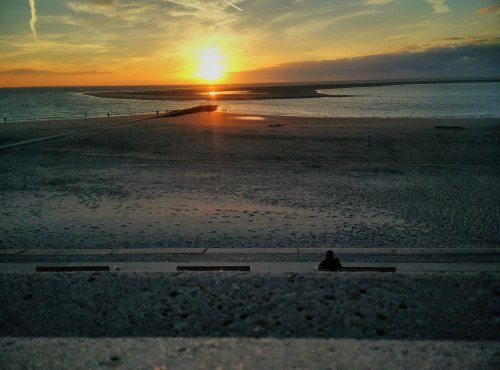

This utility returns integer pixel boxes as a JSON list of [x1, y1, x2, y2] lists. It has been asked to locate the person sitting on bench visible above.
[[318, 250, 342, 271]]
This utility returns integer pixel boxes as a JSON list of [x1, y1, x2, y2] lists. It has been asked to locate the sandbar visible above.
[[83, 78, 499, 101]]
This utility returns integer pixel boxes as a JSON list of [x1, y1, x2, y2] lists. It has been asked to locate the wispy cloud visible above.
[[28, 0, 37, 36], [65, 0, 243, 31], [0, 68, 110, 75], [66, 0, 121, 16], [475, 6, 500, 15], [40, 14, 88, 28], [281, 10, 385, 38], [0, 35, 116, 60], [365, 0, 394, 5], [384, 33, 411, 41], [89, 0, 117, 5], [222, 0, 243, 12], [425, 0, 449, 14]]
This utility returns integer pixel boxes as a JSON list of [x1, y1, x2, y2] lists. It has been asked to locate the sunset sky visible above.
[[0, 0, 499, 87]]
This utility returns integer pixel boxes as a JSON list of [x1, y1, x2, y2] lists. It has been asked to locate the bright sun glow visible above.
[[195, 47, 225, 82]]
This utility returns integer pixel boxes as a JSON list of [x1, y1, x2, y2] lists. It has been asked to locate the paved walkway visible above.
[[2, 337, 498, 370], [2, 248, 499, 273], [2, 247, 499, 256], [2, 261, 500, 273]]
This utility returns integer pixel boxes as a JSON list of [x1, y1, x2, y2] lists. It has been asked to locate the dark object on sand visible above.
[[269, 124, 285, 127], [317, 251, 396, 272], [177, 265, 251, 272], [336, 266, 396, 272], [434, 126, 464, 130], [36, 265, 110, 272], [166, 105, 218, 117], [318, 250, 342, 271]]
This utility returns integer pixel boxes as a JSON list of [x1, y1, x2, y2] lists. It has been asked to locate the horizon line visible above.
[[1, 76, 500, 90]]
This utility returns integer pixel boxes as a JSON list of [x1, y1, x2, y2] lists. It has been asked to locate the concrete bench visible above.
[[318, 267, 396, 272], [36, 266, 110, 272], [176, 265, 251, 272]]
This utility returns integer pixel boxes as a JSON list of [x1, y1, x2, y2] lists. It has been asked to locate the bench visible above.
[[36, 266, 110, 272], [176, 265, 251, 272], [318, 266, 396, 272]]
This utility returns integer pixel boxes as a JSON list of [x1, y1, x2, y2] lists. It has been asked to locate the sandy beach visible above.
[[0, 111, 498, 250], [1, 110, 499, 368]]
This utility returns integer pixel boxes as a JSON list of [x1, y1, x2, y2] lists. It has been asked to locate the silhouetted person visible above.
[[156, 110, 159, 116], [107, 112, 110, 118], [318, 250, 342, 271], [3, 117, 6, 123]]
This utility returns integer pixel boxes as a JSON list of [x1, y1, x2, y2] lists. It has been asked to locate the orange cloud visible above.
[[475, 6, 500, 15]]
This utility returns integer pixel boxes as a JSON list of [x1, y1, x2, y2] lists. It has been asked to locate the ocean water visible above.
[[220, 82, 500, 118], [0, 86, 196, 122], [0, 82, 499, 122]]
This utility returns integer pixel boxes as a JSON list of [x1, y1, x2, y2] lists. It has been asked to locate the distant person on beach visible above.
[[3, 117, 6, 123], [318, 250, 342, 271]]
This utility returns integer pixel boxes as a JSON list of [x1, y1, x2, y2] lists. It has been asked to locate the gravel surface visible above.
[[2, 337, 499, 370], [2, 272, 499, 340]]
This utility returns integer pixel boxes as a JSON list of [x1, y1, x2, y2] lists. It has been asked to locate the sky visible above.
[[0, 0, 499, 87]]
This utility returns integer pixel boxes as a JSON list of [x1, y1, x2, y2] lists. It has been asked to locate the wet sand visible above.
[[0, 112, 498, 250]]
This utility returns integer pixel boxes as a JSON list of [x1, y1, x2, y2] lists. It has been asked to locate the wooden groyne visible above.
[[164, 105, 218, 117]]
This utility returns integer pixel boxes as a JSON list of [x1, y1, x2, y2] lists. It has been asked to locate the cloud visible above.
[[0, 34, 117, 61], [425, 0, 449, 14], [28, 0, 37, 36], [222, 0, 243, 12], [475, 6, 500, 15], [40, 14, 88, 27], [89, 0, 117, 4], [276, 10, 385, 38], [384, 33, 411, 41], [65, 0, 243, 30], [365, 0, 394, 5], [0, 69, 110, 75], [232, 44, 500, 82], [66, 1, 118, 15]]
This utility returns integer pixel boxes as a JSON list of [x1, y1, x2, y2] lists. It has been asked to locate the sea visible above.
[[0, 82, 499, 122]]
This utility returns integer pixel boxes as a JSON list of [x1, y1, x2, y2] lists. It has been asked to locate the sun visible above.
[[195, 47, 225, 82]]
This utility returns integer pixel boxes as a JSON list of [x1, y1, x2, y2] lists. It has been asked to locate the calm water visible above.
[[220, 82, 500, 118], [0, 86, 196, 122], [0, 82, 499, 122]]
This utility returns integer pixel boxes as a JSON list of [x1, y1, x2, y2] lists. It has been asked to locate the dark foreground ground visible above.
[[1, 271, 499, 369], [2, 272, 499, 339]]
